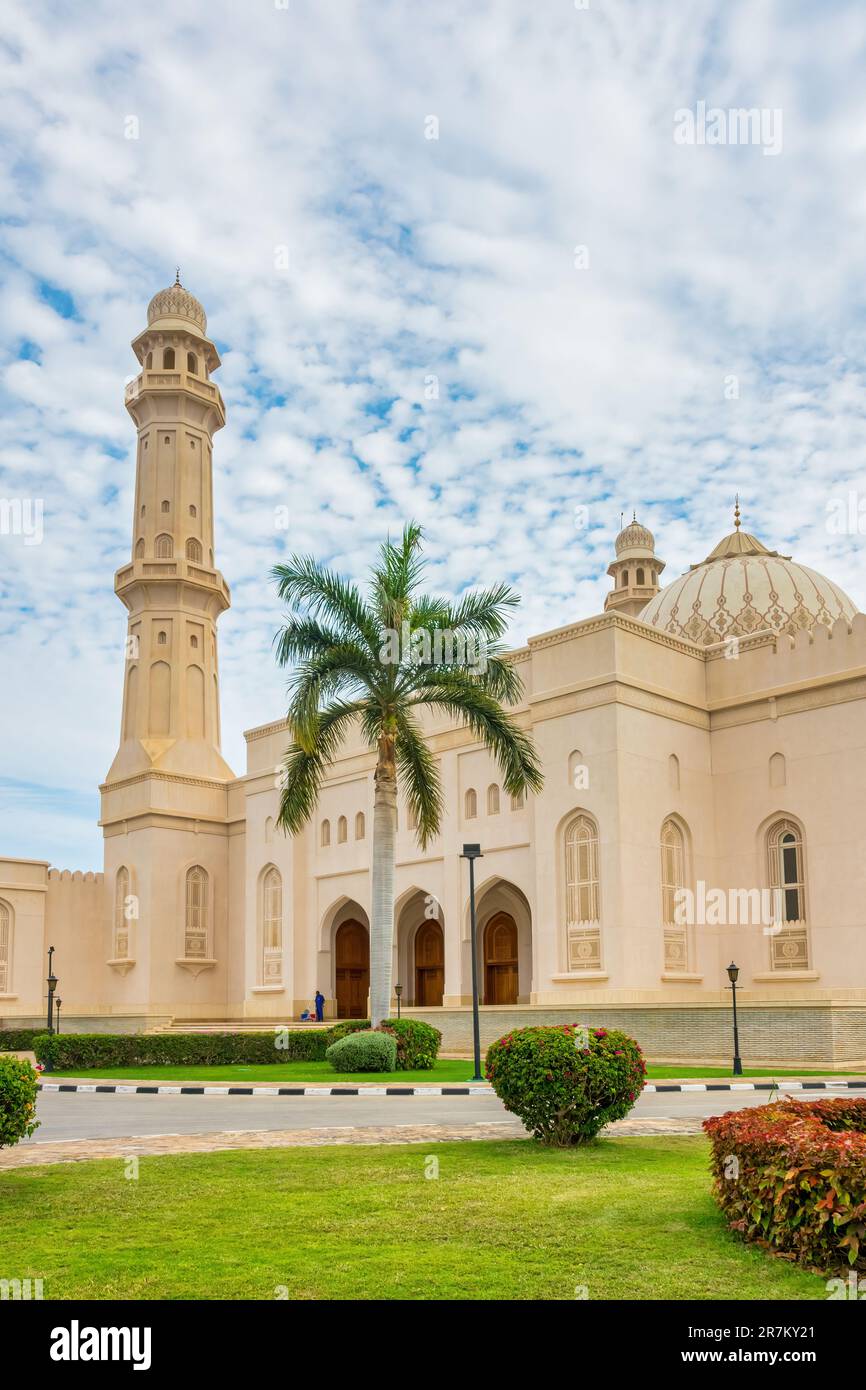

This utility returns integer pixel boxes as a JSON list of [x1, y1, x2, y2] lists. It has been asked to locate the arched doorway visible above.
[[335, 919, 369, 1018], [414, 919, 444, 1006], [484, 912, 518, 1004]]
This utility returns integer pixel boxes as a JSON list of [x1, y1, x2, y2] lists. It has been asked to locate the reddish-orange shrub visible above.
[[704, 1097, 866, 1272]]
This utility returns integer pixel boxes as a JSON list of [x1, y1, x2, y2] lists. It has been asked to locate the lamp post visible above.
[[461, 843, 484, 1082], [54, 998, 62, 1035], [394, 983, 403, 1020], [726, 961, 743, 1076], [46, 946, 58, 1035]]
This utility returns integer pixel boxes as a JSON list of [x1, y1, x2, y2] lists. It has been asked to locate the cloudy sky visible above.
[[1, 0, 865, 868]]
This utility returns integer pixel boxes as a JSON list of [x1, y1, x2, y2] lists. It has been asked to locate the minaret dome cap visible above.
[[615, 515, 655, 557], [146, 272, 207, 337]]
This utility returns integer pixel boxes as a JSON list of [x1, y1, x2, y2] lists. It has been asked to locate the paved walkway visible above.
[[0, 1114, 704, 1170]]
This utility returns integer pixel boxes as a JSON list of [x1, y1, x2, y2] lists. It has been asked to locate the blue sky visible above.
[[1, 0, 865, 868]]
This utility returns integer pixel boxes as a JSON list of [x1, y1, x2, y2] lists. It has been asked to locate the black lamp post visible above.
[[46, 946, 58, 1035], [461, 843, 484, 1082], [726, 961, 743, 1076], [54, 998, 62, 1035], [394, 983, 403, 1020]]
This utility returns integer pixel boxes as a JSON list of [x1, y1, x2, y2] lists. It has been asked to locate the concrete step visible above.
[[151, 1020, 332, 1034]]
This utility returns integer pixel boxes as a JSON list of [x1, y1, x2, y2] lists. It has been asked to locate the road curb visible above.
[[37, 1078, 866, 1097]]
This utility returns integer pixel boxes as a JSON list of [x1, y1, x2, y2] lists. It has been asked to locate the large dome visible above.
[[638, 524, 857, 645]]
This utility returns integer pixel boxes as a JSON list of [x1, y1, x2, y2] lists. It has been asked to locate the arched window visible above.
[[187, 352, 198, 374], [135, 538, 145, 558], [564, 813, 601, 969], [337, 815, 348, 843], [769, 752, 786, 788], [669, 753, 680, 790], [407, 803, 417, 831], [660, 819, 688, 972], [510, 789, 525, 810], [487, 783, 500, 815], [190, 634, 198, 648], [261, 867, 282, 984], [767, 820, 809, 970], [155, 533, 173, 559], [321, 819, 331, 848], [186, 538, 202, 563], [465, 788, 477, 820], [355, 811, 365, 840], [620, 570, 629, 586], [189, 504, 197, 518], [163, 347, 175, 369], [114, 867, 131, 960], [0, 900, 12, 994], [157, 630, 167, 646], [636, 567, 645, 585], [568, 749, 588, 790], [161, 499, 170, 513], [145, 351, 153, 369], [184, 865, 209, 959], [264, 816, 273, 844]]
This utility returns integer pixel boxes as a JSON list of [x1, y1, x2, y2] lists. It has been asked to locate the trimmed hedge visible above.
[[704, 1097, 866, 1273], [0, 1028, 48, 1052], [381, 1017, 441, 1070], [33, 1028, 340, 1070], [326, 1030, 397, 1073], [0, 1055, 40, 1148], [486, 1023, 646, 1145], [321, 1018, 441, 1070]]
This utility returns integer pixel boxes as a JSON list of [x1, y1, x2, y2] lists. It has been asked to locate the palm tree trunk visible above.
[[370, 733, 397, 1027]]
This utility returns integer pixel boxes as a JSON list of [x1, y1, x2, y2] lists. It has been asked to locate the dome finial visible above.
[[174, 266, 182, 287], [734, 493, 741, 530]]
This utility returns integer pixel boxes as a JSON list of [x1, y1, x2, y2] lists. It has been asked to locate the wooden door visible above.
[[335, 919, 369, 1018], [484, 912, 518, 1005], [414, 919, 444, 1006]]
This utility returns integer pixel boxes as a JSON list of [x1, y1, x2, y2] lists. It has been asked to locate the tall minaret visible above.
[[106, 274, 233, 784], [99, 278, 234, 1008]]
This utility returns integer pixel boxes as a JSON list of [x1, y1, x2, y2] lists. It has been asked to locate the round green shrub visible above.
[[326, 1030, 398, 1074], [485, 1024, 646, 1145], [0, 1055, 40, 1149]]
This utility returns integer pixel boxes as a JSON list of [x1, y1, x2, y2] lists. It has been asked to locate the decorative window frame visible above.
[[259, 864, 283, 987], [562, 810, 602, 971], [765, 815, 810, 972], [660, 816, 690, 973], [0, 898, 13, 996]]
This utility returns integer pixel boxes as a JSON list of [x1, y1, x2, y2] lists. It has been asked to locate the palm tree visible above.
[[272, 522, 543, 1026]]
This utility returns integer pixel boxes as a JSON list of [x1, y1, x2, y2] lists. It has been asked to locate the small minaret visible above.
[[106, 273, 233, 783], [605, 513, 664, 618]]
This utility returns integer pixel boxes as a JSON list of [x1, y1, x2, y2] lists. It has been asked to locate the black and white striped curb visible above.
[[37, 1078, 866, 1097]]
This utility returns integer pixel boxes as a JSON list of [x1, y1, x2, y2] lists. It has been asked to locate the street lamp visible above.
[[394, 983, 403, 1020], [46, 946, 58, 1035], [54, 998, 62, 1035], [726, 961, 743, 1076], [460, 843, 484, 1082]]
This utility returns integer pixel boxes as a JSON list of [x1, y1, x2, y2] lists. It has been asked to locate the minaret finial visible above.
[[734, 494, 741, 530], [632, 509, 637, 523], [174, 266, 182, 287]]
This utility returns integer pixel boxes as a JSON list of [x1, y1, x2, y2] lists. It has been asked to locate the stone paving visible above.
[[0, 1114, 704, 1171]]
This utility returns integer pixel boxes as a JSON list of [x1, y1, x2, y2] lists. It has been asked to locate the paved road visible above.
[[24, 1083, 812, 1144]]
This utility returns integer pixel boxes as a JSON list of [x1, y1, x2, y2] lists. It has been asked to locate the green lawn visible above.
[[44, 1058, 861, 1084], [48, 1058, 478, 1085], [0, 1138, 826, 1300], [645, 1065, 863, 1080]]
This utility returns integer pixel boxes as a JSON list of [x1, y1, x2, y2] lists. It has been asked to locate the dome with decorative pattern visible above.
[[638, 520, 858, 645], [147, 274, 207, 335], [615, 517, 655, 557]]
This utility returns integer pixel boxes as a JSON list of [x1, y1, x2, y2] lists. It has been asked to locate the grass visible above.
[[47, 1058, 478, 1085], [45, 1058, 861, 1084], [0, 1137, 827, 1300], [645, 1066, 863, 1080]]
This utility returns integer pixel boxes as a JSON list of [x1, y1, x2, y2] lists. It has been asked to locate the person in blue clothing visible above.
[[314, 989, 325, 1023]]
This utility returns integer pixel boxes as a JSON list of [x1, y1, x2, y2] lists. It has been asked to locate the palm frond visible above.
[[411, 675, 544, 798], [276, 700, 365, 834], [271, 556, 381, 654], [394, 708, 444, 850]]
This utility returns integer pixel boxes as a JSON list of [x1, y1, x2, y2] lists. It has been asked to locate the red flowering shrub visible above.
[[704, 1097, 866, 1272], [485, 1024, 646, 1145]]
